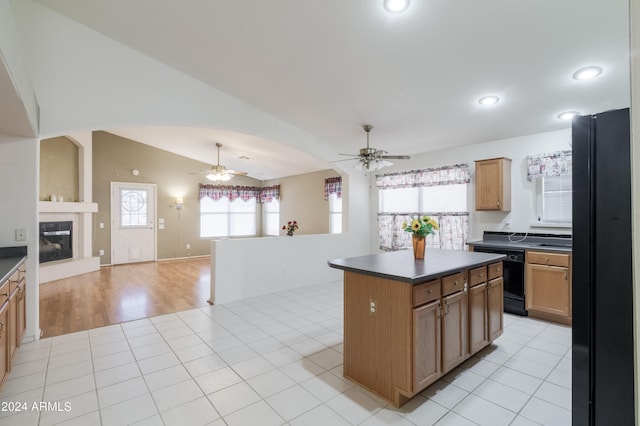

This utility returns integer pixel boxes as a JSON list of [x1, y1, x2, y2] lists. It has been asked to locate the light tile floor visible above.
[[0, 281, 571, 425]]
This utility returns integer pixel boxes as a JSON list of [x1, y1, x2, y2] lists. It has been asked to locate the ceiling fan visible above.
[[192, 142, 248, 181], [337, 124, 410, 171]]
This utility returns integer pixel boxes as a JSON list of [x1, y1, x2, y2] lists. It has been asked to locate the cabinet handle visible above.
[[428, 289, 432, 295], [497, 200, 500, 207], [454, 281, 458, 286], [444, 302, 449, 315], [0, 322, 3, 339]]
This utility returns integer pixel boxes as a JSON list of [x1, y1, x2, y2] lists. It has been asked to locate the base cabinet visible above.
[[442, 291, 468, 373], [488, 277, 504, 341], [413, 300, 441, 390], [0, 302, 8, 390], [525, 251, 571, 325], [0, 258, 27, 393], [468, 282, 489, 353]]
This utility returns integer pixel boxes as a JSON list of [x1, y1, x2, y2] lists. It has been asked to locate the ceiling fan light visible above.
[[206, 172, 231, 181]]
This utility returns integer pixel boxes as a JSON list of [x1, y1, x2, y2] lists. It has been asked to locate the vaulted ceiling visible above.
[[33, 0, 630, 179]]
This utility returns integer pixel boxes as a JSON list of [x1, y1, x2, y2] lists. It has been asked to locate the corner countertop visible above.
[[0, 246, 28, 284], [467, 231, 572, 253], [0, 256, 26, 284], [328, 249, 506, 285], [467, 240, 572, 253]]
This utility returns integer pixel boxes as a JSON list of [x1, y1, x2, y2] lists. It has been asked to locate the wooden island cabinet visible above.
[[329, 249, 505, 407]]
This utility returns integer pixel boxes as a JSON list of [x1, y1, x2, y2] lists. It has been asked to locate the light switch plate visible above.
[[15, 228, 26, 241]]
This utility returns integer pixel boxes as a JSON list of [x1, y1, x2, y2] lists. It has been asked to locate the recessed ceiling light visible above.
[[573, 66, 603, 80], [557, 111, 580, 121], [478, 95, 500, 106], [383, 0, 410, 13]]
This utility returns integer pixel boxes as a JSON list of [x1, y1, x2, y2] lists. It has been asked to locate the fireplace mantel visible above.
[[39, 201, 98, 213]]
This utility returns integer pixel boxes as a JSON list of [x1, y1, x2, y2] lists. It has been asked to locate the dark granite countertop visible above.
[[467, 231, 572, 253], [0, 246, 27, 285], [0, 257, 26, 284], [328, 249, 506, 285]]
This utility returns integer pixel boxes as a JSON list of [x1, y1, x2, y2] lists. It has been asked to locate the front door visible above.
[[111, 182, 156, 265]]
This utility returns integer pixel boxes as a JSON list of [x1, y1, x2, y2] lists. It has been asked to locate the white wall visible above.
[[368, 129, 572, 251], [211, 234, 359, 304], [0, 138, 40, 342]]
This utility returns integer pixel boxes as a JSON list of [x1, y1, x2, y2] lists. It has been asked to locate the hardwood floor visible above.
[[39, 257, 211, 338]]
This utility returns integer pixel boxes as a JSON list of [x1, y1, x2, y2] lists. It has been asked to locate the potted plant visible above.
[[282, 220, 299, 236], [402, 216, 439, 259]]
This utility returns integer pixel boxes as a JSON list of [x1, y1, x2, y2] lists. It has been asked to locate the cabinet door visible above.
[[475, 158, 510, 211], [0, 302, 8, 389], [468, 283, 489, 353], [8, 296, 16, 363], [16, 283, 25, 347], [442, 291, 468, 373], [413, 300, 441, 390], [525, 263, 570, 317], [488, 277, 504, 341]]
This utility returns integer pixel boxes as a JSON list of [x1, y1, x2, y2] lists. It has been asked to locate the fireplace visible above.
[[39, 221, 73, 263]]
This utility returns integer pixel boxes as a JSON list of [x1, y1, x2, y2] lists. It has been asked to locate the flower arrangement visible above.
[[402, 215, 439, 237], [282, 220, 299, 236]]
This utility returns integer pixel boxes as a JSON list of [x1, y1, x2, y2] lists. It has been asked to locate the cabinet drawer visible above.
[[442, 272, 465, 296], [527, 251, 570, 267], [413, 279, 441, 307], [469, 266, 487, 287], [488, 262, 503, 280]]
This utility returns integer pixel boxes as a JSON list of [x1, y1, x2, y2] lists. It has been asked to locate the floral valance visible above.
[[324, 177, 342, 200], [259, 185, 280, 203], [199, 184, 278, 203], [375, 164, 470, 189], [527, 150, 572, 180]]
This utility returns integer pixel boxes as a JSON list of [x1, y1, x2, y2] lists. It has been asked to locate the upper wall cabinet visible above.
[[475, 157, 511, 211]]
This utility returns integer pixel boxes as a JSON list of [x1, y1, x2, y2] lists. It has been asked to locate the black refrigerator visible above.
[[572, 107, 635, 425]]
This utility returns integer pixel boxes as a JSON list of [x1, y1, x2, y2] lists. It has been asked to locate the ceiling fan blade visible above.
[[380, 155, 411, 160], [330, 158, 358, 163], [227, 170, 248, 175], [338, 153, 360, 157]]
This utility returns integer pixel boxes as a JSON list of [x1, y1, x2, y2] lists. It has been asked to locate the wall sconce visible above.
[[172, 197, 184, 210]]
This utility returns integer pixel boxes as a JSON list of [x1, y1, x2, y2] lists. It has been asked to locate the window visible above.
[[329, 192, 342, 234], [536, 175, 572, 225], [120, 188, 148, 227], [376, 164, 471, 251], [378, 184, 467, 214], [263, 199, 280, 236], [200, 196, 257, 238]]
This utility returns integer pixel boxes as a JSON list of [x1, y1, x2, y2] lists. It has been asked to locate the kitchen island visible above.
[[328, 249, 505, 407]]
